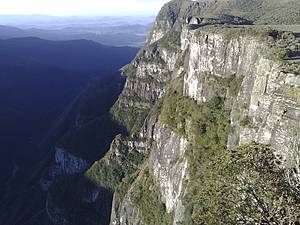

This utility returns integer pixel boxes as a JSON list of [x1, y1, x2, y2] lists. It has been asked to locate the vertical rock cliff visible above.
[[82, 0, 300, 224], [30, 0, 300, 225]]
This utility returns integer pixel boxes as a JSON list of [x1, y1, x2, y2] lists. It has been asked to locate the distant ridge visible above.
[[0, 37, 138, 73], [0, 24, 151, 47]]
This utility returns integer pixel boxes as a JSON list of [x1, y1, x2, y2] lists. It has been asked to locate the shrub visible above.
[[131, 166, 173, 225], [111, 103, 149, 134], [281, 85, 300, 104], [240, 115, 254, 127], [84, 156, 123, 191], [185, 141, 300, 224], [85, 145, 145, 192], [158, 77, 300, 224]]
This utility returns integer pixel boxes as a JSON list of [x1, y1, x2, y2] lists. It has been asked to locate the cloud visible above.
[[0, 0, 170, 16]]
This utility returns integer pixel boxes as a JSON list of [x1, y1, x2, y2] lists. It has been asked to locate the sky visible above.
[[0, 0, 170, 16]]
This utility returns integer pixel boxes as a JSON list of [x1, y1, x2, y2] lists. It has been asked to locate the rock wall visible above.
[[148, 122, 189, 224], [181, 27, 300, 163], [40, 1, 300, 224], [108, 1, 300, 224]]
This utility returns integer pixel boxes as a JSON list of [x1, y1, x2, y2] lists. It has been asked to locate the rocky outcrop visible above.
[[108, 121, 189, 225], [181, 27, 300, 160], [36, 1, 300, 224], [106, 1, 300, 224], [40, 148, 90, 191], [148, 122, 189, 224], [110, 192, 141, 225]]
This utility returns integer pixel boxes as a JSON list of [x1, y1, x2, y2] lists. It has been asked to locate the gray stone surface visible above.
[[109, 1, 300, 224]]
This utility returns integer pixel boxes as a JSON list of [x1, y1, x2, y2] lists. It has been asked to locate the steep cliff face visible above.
[[84, 0, 300, 224], [182, 26, 300, 159], [33, 1, 300, 224]]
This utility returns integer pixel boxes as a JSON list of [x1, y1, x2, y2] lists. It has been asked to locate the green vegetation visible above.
[[208, 74, 244, 97], [281, 85, 300, 104], [159, 76, 231, 138], [200, 0, 300, 25], [267, 31, 299, 63], [85, 138, 145, 192], [109, 76, 166, 135], [228, 76, 244, 96], [116, 169, 140, 200], [111, 103, 149, 134], [130, 45, 166, 67], [118, 94, 150, 105], [195, 26, 276, 41], [240, 115, 256, 128], [185, 143, 300, 224], [85, 156, 123, 191], [158, 77, 300, 224], [131, 165, 173, 225], [282, 63, 300, 75], [158, 30, 182, 51], [269, 46, 291, 61], [121, 63, 137, 77]]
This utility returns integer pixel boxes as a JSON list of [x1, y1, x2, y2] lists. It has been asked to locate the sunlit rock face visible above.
[[148, 122, 189, 224], [39, 0, 300, 224], [108, 0, 300, 223], [181, 28, 300, 162]]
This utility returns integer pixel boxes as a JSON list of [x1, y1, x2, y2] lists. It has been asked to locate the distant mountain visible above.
[[0, 37, 138, 186], [0, 37, 138, 72], [0, 25, 30, 38], [0, 24, 152, 47], [0, 15, 155, 29], [0, 15, 155, 46]]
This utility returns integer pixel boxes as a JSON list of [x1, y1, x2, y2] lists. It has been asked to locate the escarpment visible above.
[[41, 1, 300, 225], [86, 1, 300, 224]]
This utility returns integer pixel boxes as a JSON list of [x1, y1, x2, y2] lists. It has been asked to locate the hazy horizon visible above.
[[0, 14, 156, 30], [0, 0, 170, 16], [0, 14, 157, 17]]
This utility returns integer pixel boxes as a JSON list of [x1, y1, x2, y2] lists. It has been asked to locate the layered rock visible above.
[[106, 1, 300, 224], [38, 1, 300, 224], [181, 27, 300, 162]]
